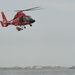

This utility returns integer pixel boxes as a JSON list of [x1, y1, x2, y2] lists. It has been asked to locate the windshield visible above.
[[25, 16, 32, 22]]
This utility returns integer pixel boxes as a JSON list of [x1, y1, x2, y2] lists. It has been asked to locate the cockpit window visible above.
[[25, 16, 32, 22]]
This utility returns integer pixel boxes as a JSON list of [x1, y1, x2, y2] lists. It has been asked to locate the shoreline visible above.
[[0, 66, 69, 70]]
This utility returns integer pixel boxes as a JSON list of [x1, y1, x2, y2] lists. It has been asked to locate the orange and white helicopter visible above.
[[0, 7, 41, 31]]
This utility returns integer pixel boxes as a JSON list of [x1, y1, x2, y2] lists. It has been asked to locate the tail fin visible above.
[[1, 12, 8, 23], [0, 12, 8, 27], [0, 21, 4, 27]]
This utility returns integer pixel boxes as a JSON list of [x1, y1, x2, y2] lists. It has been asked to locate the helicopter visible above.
[[0, 7, 41, 31]]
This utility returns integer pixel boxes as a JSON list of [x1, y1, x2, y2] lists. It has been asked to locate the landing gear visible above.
[[16, 24, 33, 31], [30, 24, 32, 27], [24, 26, 26, 29], [16, 26, 26, 31]]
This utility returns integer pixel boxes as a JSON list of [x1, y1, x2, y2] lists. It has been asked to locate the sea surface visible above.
[[0, 68, 75, 75]]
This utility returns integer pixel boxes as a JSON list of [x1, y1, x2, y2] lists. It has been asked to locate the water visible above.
[[0, 68, 75, 75]]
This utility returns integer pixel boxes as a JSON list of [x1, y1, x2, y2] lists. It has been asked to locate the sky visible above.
[[0, 0, 75, 67]]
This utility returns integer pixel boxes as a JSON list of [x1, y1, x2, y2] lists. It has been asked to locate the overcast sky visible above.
[[0, 0, 75, 67]]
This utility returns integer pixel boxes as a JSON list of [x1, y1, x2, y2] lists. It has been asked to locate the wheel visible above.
[[24, 27, 26, 29], [30, 24, 32, 27]]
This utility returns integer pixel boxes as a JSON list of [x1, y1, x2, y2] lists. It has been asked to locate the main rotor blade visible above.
[[14, 6, 42, 12]]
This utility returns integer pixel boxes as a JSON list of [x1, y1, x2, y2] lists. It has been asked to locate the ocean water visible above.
[[0, 68, 75, 75]]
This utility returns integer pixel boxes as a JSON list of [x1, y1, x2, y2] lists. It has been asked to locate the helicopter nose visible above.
[[30, 19, 35, 23]]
